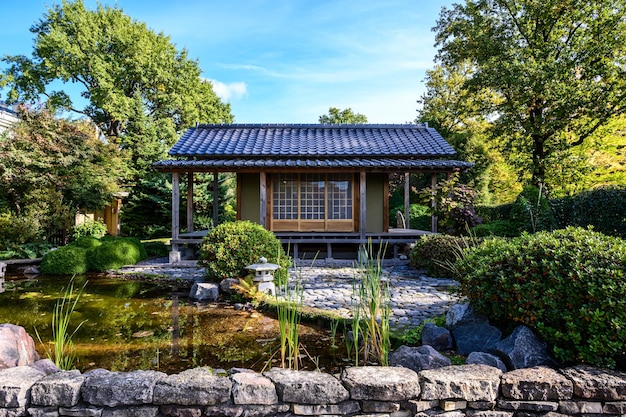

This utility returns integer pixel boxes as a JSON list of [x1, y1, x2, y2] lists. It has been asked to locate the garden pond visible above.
[[0, 273, 344, 373]]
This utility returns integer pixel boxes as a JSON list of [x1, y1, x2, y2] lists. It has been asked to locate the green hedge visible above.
[[198, 220, 291, 284], [552, 186, 626, 238], [455, 227, 626, 368], [87, 238, 147, 272]]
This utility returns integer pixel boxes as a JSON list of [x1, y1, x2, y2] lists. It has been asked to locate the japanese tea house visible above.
[[154, 124, 472, 263]]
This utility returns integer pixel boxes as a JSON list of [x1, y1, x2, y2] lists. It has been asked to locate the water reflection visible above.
[[0, 274, 337, 373]]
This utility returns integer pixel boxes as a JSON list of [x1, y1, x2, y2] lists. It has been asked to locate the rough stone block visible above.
[[25, 407, 58, 417], [341, 366, 420, 401], [0, 407, 26, 417], [231, 372, 277, 405], [578, 401, 603, 414], [158, 405, 202, 417], [560, 365, 626, 400], [557, 401, 580, 415], [203, 403, 290, 416], [603, 401, 626, 414], [467, 401, 496, 410], [153, 368, 230, 406], [58, 405, 103, 417], [496, 399, 559, 412], [500, 366, 573, 401], [419, 365, 502, 402], [81, 369, 167, 407], [361, 400, 401, 413], [466, 411, 514, 417], [264, 368, 348, 404], [101, 406, 159, 417], [0, 366, 46, 408], [440, 400, 467, 411], [403, 399, 438, 413], [292, 400, 360, 415], [31, 370, 84, 407]]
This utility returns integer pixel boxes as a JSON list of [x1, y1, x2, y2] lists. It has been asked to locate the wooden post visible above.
[[359, 171, 367, 240], [431, 173, 438, 233], [187, 172, 194, 233], [170, 172, 181, 263], [213, 172, 219, 227], [259, 172, 267, 227], [404, 172, 410, 229]]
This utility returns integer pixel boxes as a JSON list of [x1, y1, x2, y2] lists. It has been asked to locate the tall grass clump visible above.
[[275, 279, 304, 369], [349, 242, 391, 366], [35, 277, 87, 370]]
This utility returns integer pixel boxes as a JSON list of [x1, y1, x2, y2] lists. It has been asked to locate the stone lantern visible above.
[[245, 257, 279, 296]]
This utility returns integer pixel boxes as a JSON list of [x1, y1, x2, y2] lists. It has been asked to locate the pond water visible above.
[[0, 274, 343, 374]]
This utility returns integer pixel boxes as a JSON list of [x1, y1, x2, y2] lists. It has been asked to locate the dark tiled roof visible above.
[[168, 124, 457, 158], [153, 158, 473, 171]]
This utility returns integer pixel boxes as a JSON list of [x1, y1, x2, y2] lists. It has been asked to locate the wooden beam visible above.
[[172, 172, 180, 239], [213, 172, 219, 227], [430, 173, 437, 233], [187, 172, 194, 233], [404, 172, 410, 229], [260, 172, 267, 227], [359, 171, 366, 240]]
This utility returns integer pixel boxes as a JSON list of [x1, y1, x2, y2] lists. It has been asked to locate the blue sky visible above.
[[0, 0, 454, 124]]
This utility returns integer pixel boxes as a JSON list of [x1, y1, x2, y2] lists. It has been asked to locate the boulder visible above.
[[452, 323, 502, 356], [466, 352, 508, 373], [219, 278, 240, 295], [31, 370, 84, 407], [341, 366, 421, 401], [0, 323, 40, 369], [389, 345, 451, 372], [420, 364, 503, 402], [263, 368, 348, 404], [231, 371, 278, 405], [422, 323, 453, 351], [81, 369, 167, 407], [446, 303, 489, 329], [29, 359, 61, 376], [153, 368, 231, 406], [189, 282, 219, 301], [560, 365, 626, 401], [494, 326, 557, 370], [500, 366, 573, 401]]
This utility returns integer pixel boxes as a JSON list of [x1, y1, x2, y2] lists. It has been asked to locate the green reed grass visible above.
[[276, 279, 303, 369], [35, 277, 87, 370]]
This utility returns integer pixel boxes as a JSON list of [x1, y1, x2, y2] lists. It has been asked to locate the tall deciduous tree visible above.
[[433, 0, 626, 188], [0, 0, 233, 236], [319, 107, 368, 124]]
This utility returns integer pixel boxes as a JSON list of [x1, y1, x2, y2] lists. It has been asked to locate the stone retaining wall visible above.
[[2, 364, 626, 417]]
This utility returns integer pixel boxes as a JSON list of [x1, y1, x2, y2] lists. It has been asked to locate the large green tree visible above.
[[319, 107, 368, 124], [0, 105, 126, 239], [433, 0, 626, 189], [0, 0, 233, 236]]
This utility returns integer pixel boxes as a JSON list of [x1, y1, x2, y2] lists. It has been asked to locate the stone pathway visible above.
[[121, 259, 459, 331]]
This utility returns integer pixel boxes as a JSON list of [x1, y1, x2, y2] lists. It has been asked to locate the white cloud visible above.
[[208, 79, 248, 102]]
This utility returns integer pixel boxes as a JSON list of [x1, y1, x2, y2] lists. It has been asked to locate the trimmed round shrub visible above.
[[198, 220, 291, 284], [71, 220, 107, 240], [40, 246, 88, 275], [72, 236, 103, 249], [455, 227, 626, 368], [87, 238, 147, 271], [410, 234, 479, 278]]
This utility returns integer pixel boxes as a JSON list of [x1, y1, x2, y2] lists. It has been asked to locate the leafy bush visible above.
[[510, 186, 556, 233], [455, 227, 626, 368], [0, 212, 42, 249], [87, 237, 147, 271], [198, 221, 291, 284], [552, 186, 626, 238], [143, 241, 170, 258], [410, 234, 479, 278], [40, 246, 89, 275], [471, 220, 519, 237], [71, 220, 107, 240]]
